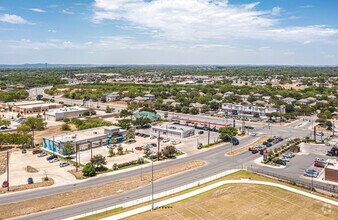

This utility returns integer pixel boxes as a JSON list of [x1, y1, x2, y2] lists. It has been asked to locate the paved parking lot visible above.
[[0, 149, 75, 187]]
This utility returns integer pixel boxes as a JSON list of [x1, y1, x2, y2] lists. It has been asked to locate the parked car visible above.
[[327, 151, 334, 156], [248, 146, 254, 151], [282, 153, 292, 159], [251, 148, 259, 154], [27, 177, 34, 184], [281, 156, 289, 162], [275, 159, 286, 166], [162, 138, 170, 143], [198, 131, 204, 134], [135, 146, 143, 151], [150, 135, 157, 139], [314, 158, 326, 163], [49, 158, 59, 163], [286, 152, 295, 158], [21, 149, 27, 154], [59, 162, 70, 167], [304, 169, 319, 178], [32, 149, 42, 155], [2, 180, 9, 188], [250, 132, 257, 137], [314, 161, 326, 168], [37, 152, 47, 157], [46, 155, 58, 161]]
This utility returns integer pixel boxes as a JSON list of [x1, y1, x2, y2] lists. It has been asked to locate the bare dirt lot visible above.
[[128, 183, 337, 220], [0, 160, 205, 219]]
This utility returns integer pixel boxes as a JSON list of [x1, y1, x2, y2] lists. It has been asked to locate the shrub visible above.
[[82, 163, 96, 177]]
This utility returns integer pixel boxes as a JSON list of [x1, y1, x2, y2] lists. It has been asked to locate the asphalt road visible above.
[[11, 87, 333, 219]]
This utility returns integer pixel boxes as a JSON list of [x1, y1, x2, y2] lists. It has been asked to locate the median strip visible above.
[[0, 160, 205, 219]]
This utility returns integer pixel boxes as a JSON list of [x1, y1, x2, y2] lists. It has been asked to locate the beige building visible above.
[[0, 101, 62, 115]]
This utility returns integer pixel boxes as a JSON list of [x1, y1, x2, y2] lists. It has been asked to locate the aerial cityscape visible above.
[[0, 0, 338, 220]]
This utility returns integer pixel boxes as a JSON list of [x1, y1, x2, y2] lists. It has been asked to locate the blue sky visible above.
[[0, 0, 337, 65]]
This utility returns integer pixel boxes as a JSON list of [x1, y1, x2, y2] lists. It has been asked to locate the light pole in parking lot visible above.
[[151, 151, 155, 210]]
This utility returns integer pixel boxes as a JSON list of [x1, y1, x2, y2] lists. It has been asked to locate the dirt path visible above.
[[0, 160, 205, 219]]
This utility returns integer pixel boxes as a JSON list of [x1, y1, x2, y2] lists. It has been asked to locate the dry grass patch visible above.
[[0, 178, 54, 194], [0, 160, 205, 219], [0, 152, 6, 175], [128, 183, 337, 220], [228, 136, 270, 156], [26, 165, 38, 173]]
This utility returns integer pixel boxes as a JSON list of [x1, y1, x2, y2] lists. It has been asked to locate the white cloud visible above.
[[30, 8, 46, 13], [48, 29, 57, 33], [271, 6, 281, 16], [61, 9, 74, 15], [0, 14, 28, 24], [92, 0, 338, 43]]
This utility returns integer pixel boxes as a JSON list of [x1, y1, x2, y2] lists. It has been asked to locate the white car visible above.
[[162, 138, 170, 143], [250, 132, 257, 137], [49, 158, 59, 163]]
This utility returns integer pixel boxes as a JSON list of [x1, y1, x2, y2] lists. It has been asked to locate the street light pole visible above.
[[6, 150, 9, 192], [207, 122, 210, 145], [151, 155, 154, 210]]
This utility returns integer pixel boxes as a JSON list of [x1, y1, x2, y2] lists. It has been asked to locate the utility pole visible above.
[[7, 150, 9, 192], [75, 144, 78, 172], [52, 136, 55, 155], [157, 131, 161, 161], [208, 122, 211, 145], [314, 125, 317, 142], [151, 155, 154, 210]]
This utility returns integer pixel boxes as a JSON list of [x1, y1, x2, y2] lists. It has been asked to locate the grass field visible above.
[[128, 183, 337, 220], [79, 171, 337, 220]]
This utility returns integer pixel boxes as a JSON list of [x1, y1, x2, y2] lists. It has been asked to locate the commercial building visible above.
[[0, 101, 62, 115], [151, 124, 195, 138], [44, 106, 88, 121], [221, 103, 285, 117], [325, 159, 338, 183], [43, 126, 124, 156]]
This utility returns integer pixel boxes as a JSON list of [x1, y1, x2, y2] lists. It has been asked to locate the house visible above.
[[297, 99, 311, 105], [163, 98, 175, 104], [134, 96, 147, 102], [143, 94, 156, 100], [106, 92, 120, 101], [121, 97, 132, 102], [283, 97, 297, 105]]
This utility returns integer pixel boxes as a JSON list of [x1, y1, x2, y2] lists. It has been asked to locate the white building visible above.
[[221, 103, 285, 116], [151, 124, 195, 138], [45, 106, 88, 121]]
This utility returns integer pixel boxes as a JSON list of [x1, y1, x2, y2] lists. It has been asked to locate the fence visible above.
[[247, 167, 338, 195]]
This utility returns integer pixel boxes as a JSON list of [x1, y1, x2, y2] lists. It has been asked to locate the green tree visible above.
[[61, 123, 71, 131], [125, 129, 135, 141], [118, 119, 132, 129], [133, 117, 152, 128], [119, 109, 132, 118], [90, 154, 107, 170], [18, 117, 46, 132], [181, 106, 190, 114], [117, 145, 124, 155], [105, 106, 112, 113], [0, 117, 10, 127], [162, 145, 177, 158], [144, 147, 152, 158], [63, 141, 75, 158], [109, 148, 115, 157], [219, 126, 238, 141], [82, 163, 96, 177]]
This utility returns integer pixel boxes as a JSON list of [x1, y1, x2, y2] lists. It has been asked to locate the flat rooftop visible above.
[[19, 103, 61, 109], [5, 101, 45, 107], [152, 124, 195, 131], [45, 126, 121, 143], [45, 106, 87, 115]]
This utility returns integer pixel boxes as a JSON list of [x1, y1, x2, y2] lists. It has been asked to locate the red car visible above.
[[2, 180, 9, 188], [314, 161, 326, 168], [32, 149, 42, 155], [135, 146, 143, 151], [252, 148, 259, 154]]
